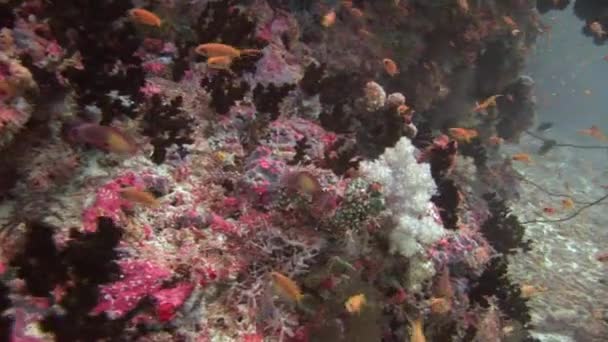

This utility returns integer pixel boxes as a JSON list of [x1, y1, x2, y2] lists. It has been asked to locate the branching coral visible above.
[[360, 136, 446, 259]]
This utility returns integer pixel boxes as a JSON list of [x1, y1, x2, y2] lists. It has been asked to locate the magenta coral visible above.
[[92, 260, 172, 319], [81, 173, 141, 232], [152, 283, 194, 322]]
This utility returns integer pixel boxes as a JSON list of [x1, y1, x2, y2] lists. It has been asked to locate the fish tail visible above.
[[240, 49, 262, 56]]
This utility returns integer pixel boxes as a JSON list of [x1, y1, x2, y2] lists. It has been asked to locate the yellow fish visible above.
[[474, 94, 502, 113], [270, 271, 303, 302], [410, 317, 426, 342], [561, 198, 574, 210], [344, 293, 366, 314]]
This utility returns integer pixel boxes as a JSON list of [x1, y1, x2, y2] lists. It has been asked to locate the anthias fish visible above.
[[67, 123, 137, 155]]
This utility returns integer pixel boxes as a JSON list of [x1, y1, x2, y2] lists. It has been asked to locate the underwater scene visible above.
[[0, 0, 606, 341]]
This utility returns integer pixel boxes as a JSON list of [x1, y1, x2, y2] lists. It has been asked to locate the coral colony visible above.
[[0, 0, 604, 341]]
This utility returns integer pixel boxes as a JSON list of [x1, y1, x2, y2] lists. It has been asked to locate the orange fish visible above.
[[429, 297, 451, 314], [520, 284, 547, 298], [68, 123, 137, 155], [578, 125, 608, 141], [589, 21, 606, 38], [119, 187, 160, 208], [321, 10, 336, 27], [206, 56, 234, 71], [512, 153, 532, 163], [194, 43, 260, 59], [383, 58, 399, 77], [344, 293, 366, 314], [474, 95, 502, 113], [561, 198, 574, 209], [448, 128, 478, 143], [410, 318, 426, 342], [502, 16, 518, 29], [270, 271, 303, 302], [128, 8, 162, 27]]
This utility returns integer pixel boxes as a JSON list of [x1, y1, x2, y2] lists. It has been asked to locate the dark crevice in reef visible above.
[[469, 258, 539, 342], [141, 95, 195, 164], [8, 217, 149, 341], [45, 0, 145, 124], [481, 192, 532, 255], [458, 138, 488, 172], [356, 107, 404, 159], [575, 0, 608, 45], [11, 221, 67, 296], [432, 179, 460, 230], [0, 1, 15, 29], [253, 83, 295, 120], [466, 193, 537, 340], [201, 74, 250, 115], [0, 279, 12, 342], [537, 0, 570, 14], [299, 62, 325, 96]]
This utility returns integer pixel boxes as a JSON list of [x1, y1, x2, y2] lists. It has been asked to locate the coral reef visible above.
[[0, 0, 562, 340]]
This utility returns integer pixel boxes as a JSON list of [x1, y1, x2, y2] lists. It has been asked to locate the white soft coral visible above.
[[360, 137, 445, 258]]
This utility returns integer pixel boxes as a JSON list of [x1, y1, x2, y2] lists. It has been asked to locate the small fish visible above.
[[119, 187, 160, 208], [194, 43, 260, 59], [321, 10, 336, 27], [502, 16, 518, 29], [270, 271, 303, 302], [578, 125, 608, 141], [448, 128, 478, 143], [344, 293, 366, 314], [589, 21, 606, 38], [457, 0, 469, 13], [583, 89, 592, 96], [128, 8, 162, 27], [512, 153, 532, 163], [596, 252, 608, 262], [543, 207, 556, 214], [561, 198, 574, 209], [536, 122, 553, 132], [520, 284, 547, 298], [289, 171, 322, 196], [474, 94, 502, 113], [67, 123, 137, 154], [383, 58, 399, 77], [429, 297, 451, 314], [410, 317, 426, 342], [207, 56, 234, 71]]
